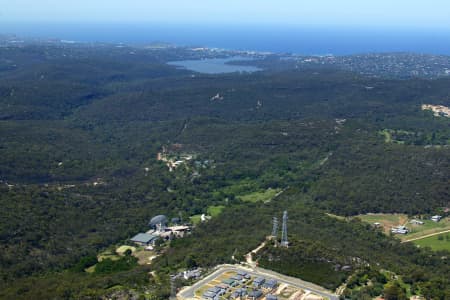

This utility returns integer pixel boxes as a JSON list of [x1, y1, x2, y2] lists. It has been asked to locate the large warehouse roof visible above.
[[130, 233, 158, 244]]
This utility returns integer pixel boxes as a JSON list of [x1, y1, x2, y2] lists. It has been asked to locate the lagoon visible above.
[[167, 57, 261, 74]]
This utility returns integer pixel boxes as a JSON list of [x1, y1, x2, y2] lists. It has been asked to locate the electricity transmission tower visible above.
[[271, 217, 278, 238], [280, 211, 289, 247]]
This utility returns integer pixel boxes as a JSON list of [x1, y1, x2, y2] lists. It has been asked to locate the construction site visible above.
[[177, 212, 338, 300], [177, 265, 336, 300]]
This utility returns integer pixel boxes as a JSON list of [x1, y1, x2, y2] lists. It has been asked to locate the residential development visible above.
[[177, 266, 335, 300]]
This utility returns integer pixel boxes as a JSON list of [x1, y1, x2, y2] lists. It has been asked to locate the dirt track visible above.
[[402, 229, 450, 243]]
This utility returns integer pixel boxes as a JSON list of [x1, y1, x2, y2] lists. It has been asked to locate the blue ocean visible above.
[[1, 22, 450, 56]]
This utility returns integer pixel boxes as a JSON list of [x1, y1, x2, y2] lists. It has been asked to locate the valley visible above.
[[0, 41, 449, 300]]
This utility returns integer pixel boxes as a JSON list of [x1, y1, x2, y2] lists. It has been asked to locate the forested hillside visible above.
[[0, 43, 449, 299]]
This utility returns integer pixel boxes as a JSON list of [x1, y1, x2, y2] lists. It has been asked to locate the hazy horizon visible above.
[[1, 1, 450, 55], [2, 22, 450, 56], [1, 0, 450, 29]]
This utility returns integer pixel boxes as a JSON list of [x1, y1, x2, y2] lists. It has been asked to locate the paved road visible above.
[[402, 229, 450, 243], [177, 264, 339, 300]]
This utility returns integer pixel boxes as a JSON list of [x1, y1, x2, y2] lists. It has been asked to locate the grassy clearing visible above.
[[207, 205, 225, 217], [357, 214, 450, 242], [190, 206, 225, 225], [189, 214, 202, 225], [220, 179, 259, 196], [133, 249, 157, 265], [97, 250, 120, 262], [238, 188, 282, 203], [404, 218, 450, 240], [115, 245, 136, 255], [379, 129, 414, 144], [356, 213, 408, 234], [326, 213, 346, 221], [84, 265, 96, 273], [414, 233, 450, 251], [380, 129, 393, 143]]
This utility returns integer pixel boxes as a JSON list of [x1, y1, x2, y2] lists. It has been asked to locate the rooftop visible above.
[[130, 233, 158, 243], [149, 215, 168, 227], [254, 277, 265, 283], [203, 291, 216, 298], [222, 278, 235, 285]]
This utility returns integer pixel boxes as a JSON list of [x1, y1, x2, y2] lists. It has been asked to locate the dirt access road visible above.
[[402, 229, 450, 243]]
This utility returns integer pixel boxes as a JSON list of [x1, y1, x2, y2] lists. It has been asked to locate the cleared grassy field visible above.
[[85, 265, 96, 273], [207, 205, 225, 217], [190, 214, 202, 225], [97, 250, 120, 262], [190, 205, 225, 225], [414, 234, 450, 251], [404, 218, 450, 241], [357, 213, 450, 244], [238, 188, 282, 203], [133, 249, 157, 265], [356, 213, 408, 234], [86, 249, 123, 273], [326, 213, 346, 221], [115, 245, 136, 255]]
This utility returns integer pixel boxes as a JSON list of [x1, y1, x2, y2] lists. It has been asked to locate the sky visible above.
[[1, 0, 450, 30]]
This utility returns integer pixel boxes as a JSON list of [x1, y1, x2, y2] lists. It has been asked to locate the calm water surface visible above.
[[168, 57, 262, 74], [2, 23, 450, 55]]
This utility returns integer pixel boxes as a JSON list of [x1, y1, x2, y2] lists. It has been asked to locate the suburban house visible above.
[[237, 270, 251, 279], [263, 278, 278, 290], [231, 274, 244, 282], [215, 284, 229, 291], [222, 278, 238, 287], [202, 291, 217, 300], [248, 290, 263, 300], [203, 286, 226, 300], [230, 291, 241, 299], [230, 288, 247, 299], [253, 277, 266, 288]]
